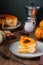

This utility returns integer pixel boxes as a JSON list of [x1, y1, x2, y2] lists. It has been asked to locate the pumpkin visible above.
[[35, 27, 43, 39], [39, 20, 43, 29], [0, 30, 6, 44]]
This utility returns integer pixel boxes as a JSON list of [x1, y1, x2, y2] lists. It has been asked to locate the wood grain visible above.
[[0, 25, 41, 65]]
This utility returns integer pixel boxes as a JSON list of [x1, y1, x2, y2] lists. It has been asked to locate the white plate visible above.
[[9, 41, 43, 58], [1, 22, 21, 30]]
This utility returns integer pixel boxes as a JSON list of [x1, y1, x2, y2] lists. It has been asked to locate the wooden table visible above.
[[0, 24, 42, 65]]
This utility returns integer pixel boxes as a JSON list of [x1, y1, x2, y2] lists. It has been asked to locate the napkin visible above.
[[39, 55, 43, 65]]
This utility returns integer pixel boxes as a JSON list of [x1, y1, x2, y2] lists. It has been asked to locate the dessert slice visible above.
[[18, 36, 37, 53], [5, 14, 18, 27], [0, 14, 18, 27]]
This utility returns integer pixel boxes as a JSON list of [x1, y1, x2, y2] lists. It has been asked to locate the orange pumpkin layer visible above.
[[35, 27, 43, 39], [39, 20, 43, 29], [18, 36, 37, 53]]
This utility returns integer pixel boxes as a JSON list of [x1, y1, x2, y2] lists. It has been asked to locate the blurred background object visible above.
[[36, 7, 43, 25], [0, 0, 43, 25]]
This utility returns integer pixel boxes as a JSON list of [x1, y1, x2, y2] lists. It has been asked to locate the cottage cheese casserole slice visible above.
[[0, 14, 18, 28], [18, 36, 37, 53]]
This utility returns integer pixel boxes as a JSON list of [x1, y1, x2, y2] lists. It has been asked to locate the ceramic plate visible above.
[[9, 41, 43, 58], [1, 21, 21, 30]]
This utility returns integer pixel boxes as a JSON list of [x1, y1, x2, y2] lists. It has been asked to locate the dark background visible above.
[[0, 0, 43, 24]]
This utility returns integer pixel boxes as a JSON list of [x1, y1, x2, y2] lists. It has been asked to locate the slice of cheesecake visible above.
[[18, 36, 37, 53]]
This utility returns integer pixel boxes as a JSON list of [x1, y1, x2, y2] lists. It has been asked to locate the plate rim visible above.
[[1, 21, 21, 30], [9, 41, 43, 58]]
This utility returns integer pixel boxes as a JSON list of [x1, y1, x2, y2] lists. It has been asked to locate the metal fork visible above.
[[0, 51, 27, 65]]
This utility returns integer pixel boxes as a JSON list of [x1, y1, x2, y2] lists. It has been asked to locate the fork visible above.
[[0, 51, 27, 65]]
